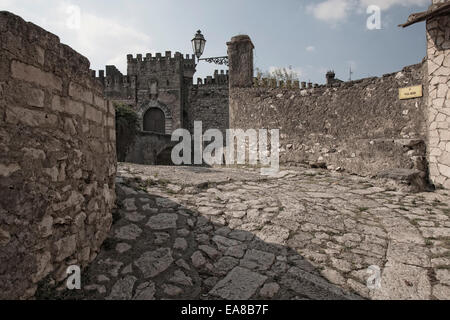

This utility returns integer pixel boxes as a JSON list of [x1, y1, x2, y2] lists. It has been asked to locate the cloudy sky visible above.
[[0, 0, 430, 83]]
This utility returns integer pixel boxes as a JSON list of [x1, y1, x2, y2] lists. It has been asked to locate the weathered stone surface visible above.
[[85, 284, 106, 294], [386, 241, 430, 267], [256, 225, 290, 245], [426, 14, 450, 188], [116, 243, 132, 254], [155, 197, 178, 208], [0, 228, 11, 246], [107, 276, 137, 300], [11, 60, 62, 91], [230, 61, 428, 184], [436, 269, 450, 286], [209, 267, 267, 300], [321, 268, 346, 286], [212, 235, 241, 251], [225, 245, 246, 258], [0, 12, 115, 299], [124, 212, 145, 222], [173, 238, 188, 251], [36, 162, 450, 301], [114, 224, 142, 240], [191, 251, 207, 268], [146, 213, 178, 230], [133, 281, 156, 300], [214, 257, 239, 274], [259, 282, 280, 298], [54, 235, 77, 262], [170, 270, 193, 287], [199, 245, 221, 259], [121, 264, 133, 275], [371, 261, 431, 300], [97, 275, 110, 283], [432, 284, 450, 300], [123, 198, 137, 211], [99, 259, 124, 278], [134, 249, 174, 278], [163, 284, 183, 297], [154, 232, 171, 244], [240, 249, 275, 271]]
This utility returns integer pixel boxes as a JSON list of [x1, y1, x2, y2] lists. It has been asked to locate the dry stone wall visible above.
[[426, 13, 450, 189], [0, 11, 116, 299], [229, 63, 428, 180]]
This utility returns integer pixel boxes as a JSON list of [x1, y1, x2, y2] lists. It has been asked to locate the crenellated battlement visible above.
[[93, 65, 135, 88], [183, 54, 197, 72], [124, 51, 197, 78], [125, 51, 195, 68], [126, 51, 185, 62], [194, 69, 229, 87]]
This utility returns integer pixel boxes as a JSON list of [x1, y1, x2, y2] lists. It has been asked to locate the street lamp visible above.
[[191, 30, 228, 66], [192, 30, 206, 59]]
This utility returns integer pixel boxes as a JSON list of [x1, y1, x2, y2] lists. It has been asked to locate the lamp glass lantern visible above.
[[191, 30, 206, 60]]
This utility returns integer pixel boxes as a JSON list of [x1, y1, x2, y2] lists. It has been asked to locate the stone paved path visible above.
[[50, 163, 450, 300]]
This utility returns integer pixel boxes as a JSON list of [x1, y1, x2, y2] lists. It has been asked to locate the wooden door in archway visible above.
[[143, 108, 165, 133]]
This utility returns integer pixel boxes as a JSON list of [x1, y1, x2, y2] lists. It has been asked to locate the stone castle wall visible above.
[[0, 11, 116, 299], [425, 13, 450, 189], [227, 36, 428, 182], [229, 64, 427, 178], [98, 53, 197, 135], [187, 70, 229, 134]]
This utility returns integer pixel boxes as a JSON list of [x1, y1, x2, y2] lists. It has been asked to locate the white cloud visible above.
[[73, 11, 152, 73], [0, 0, 153, 74], [306, 46, 316, 52], [307, 0, 356, 23], [307, 0, 429, 24]]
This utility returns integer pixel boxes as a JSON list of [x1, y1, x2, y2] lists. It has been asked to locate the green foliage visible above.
[[255, 66, 299, 82], [115, 103, 139, 162]]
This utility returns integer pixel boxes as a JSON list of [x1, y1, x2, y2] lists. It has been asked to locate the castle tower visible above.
[[100, 52, 198, 135], [227, 35, 254, 88], [326, 71, 336, 85]]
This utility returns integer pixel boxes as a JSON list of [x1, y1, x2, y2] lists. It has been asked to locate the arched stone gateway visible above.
[[143, 107, 165, 133], [139, 101, 173, 134]]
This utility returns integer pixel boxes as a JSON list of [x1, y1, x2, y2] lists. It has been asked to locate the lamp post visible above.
[[191, 30, 228, 66]]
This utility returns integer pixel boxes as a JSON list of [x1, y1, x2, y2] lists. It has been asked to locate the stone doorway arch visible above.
[[143, 108, 165, 133], [139, 101, 173, 134]]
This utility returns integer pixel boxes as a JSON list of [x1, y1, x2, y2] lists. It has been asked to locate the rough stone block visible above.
[[107, 116, 114, 127], [0, 54, 10, 81], [93, 94, 106, 111], [24, 87, 44, 108], [0, 163, 20, 177], [209, 267, 267, 300], [69, 81, 93, 104], [6, 105, 57, 127], [85, 105, 102, 123], [50, 95, 64, 112], [65, 99, 84, 117], [11, 60, 62, 91], [438, 164, 450, 178], [54, 235, 77, 262]]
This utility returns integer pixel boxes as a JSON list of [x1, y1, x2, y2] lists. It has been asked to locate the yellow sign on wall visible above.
[[399, 85, 423, 100]]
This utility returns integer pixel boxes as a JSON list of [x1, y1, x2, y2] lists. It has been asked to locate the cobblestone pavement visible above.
[[52, 163, 450, 300]]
